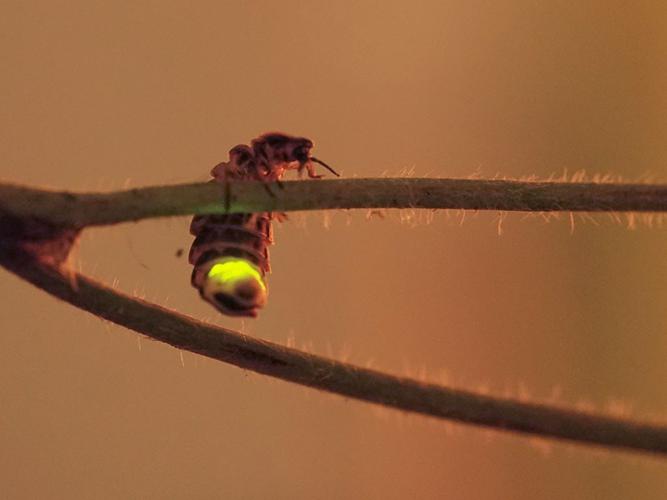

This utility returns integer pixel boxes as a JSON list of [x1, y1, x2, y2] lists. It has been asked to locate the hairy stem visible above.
[[1, 251, 666, 457], [1, 178, 667, 228], [1, 176, 666, 458]]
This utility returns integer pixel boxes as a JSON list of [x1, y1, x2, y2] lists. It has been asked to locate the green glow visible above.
[[207, 258, 266, 292]]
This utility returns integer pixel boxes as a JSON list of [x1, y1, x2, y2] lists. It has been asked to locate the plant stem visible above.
[[1, 251, 666, 458], [1, 176, 667, 458], [1, 178, 667, 228]]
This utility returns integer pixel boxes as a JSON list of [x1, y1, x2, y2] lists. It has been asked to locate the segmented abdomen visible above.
[[189, 211, 273, 278]]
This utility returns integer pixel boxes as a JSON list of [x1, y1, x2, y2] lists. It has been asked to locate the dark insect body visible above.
[[189, 133, 338, 317]]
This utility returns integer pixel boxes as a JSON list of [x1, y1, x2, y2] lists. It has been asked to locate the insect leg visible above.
[[262, 182, 277, 198], [305, 162, 323, 179], [224, 178, 231, 213]]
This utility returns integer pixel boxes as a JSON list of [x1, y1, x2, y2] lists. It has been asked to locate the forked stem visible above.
[[1, 177, 666, 458]]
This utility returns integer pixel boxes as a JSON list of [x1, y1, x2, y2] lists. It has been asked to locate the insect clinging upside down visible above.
[[189, 133, 339, 317]]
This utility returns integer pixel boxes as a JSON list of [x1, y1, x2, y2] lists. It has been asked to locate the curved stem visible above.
[[1, 251, 666, 457]]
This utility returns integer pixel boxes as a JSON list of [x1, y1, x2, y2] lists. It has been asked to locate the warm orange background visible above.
[[1, 2, 666, 498]]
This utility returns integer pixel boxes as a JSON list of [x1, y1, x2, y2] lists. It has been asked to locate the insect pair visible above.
[[189, 133, 339, 317]]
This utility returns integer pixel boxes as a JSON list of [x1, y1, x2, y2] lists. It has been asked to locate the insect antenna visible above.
[[310, 157, 340, 177]]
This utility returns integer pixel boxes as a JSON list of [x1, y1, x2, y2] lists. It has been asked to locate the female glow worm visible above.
[[189, 133, 339, 317]]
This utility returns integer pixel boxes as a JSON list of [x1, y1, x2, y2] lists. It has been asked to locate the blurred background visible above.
[[1, 1, 666, 498]]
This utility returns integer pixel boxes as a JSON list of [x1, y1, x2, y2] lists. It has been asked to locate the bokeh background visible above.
[[1, 1, 666, 498]]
